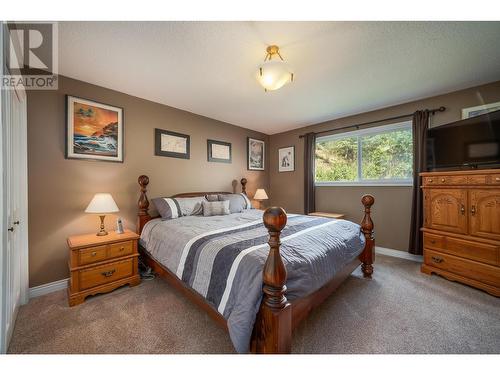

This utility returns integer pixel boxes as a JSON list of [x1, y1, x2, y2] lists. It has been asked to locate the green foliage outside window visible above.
[[315, 127, 413, 182]]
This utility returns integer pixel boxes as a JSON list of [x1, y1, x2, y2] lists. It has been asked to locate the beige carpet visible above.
[[8, 255, 500, 354]]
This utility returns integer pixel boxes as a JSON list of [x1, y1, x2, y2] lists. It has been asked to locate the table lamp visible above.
[[253, 188, 269, 209], [85, 193, 119, 236]]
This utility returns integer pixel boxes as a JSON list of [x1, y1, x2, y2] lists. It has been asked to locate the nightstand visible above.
[[67, 229, 141, 306]]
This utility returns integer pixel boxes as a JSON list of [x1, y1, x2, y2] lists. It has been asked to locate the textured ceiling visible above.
[[59, 21, 500, 134]]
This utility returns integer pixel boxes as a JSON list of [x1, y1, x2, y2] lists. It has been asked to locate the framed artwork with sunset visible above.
[[66, 95, 124, 162]]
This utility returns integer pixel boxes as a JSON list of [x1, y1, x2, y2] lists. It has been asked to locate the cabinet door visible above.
[[469, 189, 500, 241], [424, 189, 467, 234]]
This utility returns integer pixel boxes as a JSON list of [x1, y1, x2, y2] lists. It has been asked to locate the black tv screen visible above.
[[427, 109, 500, 171]]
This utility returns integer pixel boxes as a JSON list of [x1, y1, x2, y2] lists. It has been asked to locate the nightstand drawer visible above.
[[79, 245, 108, 265], [79, 259, 134, 290], [109, 240, 133, 258]]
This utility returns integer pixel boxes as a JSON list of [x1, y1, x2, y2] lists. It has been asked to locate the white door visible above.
[[0, 24, 29, 354]]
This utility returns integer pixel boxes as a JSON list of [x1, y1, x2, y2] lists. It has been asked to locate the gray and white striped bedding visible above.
[[140, 209, 365, 353]]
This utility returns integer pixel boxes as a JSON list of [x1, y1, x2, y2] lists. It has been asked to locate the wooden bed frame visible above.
[[136, 175, 375, 353]]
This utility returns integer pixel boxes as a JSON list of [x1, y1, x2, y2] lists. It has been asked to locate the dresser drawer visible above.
[[423, 233, 445, 250], [109, 240, 133, 258], [467, 175, 487, 185], [487, 174, 500, 185], [446, 237, 499, 266], [424, 249, 500, 286], [423, 175, 467, 186], [78, 259, 133, 290], [79, 245, 107, 265]]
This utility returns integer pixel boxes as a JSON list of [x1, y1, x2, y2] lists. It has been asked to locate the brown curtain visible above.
[[304, 132, 316, 214], [408, 110, 430, 255]]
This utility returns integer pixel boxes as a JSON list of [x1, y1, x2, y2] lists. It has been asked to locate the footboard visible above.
[[252, 195, 375, 353]]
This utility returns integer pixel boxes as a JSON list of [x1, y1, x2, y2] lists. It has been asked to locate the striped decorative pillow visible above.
[[202, 200, 231, 216], [152, 196, 206, 219]]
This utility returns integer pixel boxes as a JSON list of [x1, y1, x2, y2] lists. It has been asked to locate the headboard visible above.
[[136, 175, 248, 234]]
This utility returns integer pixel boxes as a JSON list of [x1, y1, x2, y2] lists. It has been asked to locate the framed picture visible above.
[[207, 139, 231, 163], [278, 146, 295, 172], [462, 102, 500, 119], [66, 95, 123, 162], [247, 137, 265, 171], [155, 128, 190, 159]]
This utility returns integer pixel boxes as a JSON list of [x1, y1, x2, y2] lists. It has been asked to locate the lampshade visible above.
[[256, 45, 294, 92], [85, 193, 119, 214], [254, 189, 269, 201]]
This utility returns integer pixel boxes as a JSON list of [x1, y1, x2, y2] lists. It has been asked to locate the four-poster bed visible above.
[[136, 175, 375, 353]]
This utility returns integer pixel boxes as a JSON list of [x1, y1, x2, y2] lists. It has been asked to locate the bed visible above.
[[136, 175, 375, 353]]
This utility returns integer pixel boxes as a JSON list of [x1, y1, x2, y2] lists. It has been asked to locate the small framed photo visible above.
[[155, 128, 190, 159], [66, 95, 123, 162], [247, 137, 265, 171], [462, 101, 500, 119], [278, 146, 295, 172], [207, 139, 232, 163]]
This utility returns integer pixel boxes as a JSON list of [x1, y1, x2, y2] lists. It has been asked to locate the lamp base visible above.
[[96, 215, 108, 236]]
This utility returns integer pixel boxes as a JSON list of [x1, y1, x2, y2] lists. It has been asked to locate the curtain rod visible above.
[[298, 106, 446, 138]]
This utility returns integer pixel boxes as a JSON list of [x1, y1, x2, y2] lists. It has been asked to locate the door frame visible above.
[[0, 23, 30, 354]]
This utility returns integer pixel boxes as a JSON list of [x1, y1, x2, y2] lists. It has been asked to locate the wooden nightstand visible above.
[[308, 212, 345, 219], [67, 229, 141, 306]]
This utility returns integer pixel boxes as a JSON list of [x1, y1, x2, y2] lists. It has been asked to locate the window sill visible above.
[[315, 182, 413, 187]]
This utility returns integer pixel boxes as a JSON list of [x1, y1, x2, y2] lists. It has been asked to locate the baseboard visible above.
[[375, 246, 423, 262], [29, 278, 69, 299]]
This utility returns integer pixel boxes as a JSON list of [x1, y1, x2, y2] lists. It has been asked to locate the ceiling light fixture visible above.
[[256, 45, 294, 92]]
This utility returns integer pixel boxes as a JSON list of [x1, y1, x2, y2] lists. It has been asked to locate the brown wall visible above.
[[269, 80, 500, 251], [28, 76, 269, 287]]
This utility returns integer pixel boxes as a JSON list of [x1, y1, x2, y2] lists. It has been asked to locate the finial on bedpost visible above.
[[254, 207, 291, 353], [360, 194, 375, 278], [240, 178, 247, 194], [137, 175, 151, 234]]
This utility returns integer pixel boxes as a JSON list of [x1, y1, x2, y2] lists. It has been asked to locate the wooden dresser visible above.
[[67, 230, 141, 306], [420, 169, 500, 296]]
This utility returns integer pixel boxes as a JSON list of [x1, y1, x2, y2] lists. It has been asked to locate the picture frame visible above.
[[278, 146, 295, 172], [207, 139, 232, 163], [462, 101, 500, 119], [66, 95, 123, 162], [155, 128, 190, 159], [247, 137, 265, 171]]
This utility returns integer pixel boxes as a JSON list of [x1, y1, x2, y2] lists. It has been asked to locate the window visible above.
[[315, 121, 413, 185]]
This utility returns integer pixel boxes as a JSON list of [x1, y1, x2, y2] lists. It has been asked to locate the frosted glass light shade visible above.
[[257, 60, 293, 91], [85, 193, 119, 214], [254, 189, 269, 200]]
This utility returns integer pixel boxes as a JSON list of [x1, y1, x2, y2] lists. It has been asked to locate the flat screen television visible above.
[[426, 109, 500, 171]]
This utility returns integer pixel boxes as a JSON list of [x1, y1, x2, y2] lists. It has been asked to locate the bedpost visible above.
[[240, 178, 247, 195], [359, 194, 375, 278], [254, 207, 292, 354], [137, 175, 151, 234]]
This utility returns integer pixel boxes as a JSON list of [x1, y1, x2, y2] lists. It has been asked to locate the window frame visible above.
[[314, 120, 414, 187]]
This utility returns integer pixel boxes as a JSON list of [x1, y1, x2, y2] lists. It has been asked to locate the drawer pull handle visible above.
[[91, 252, 97, 256], [460, 204, 465, 215], [471, 205, 476, 215], [431, 256, 443, 264], [441, 178, 445, 183], [119, 247, 125, 251], [430, 240, 436, 244], [428, 179, 433, 183], [496, 177, 500, 181], [101, 269, 116, 277]]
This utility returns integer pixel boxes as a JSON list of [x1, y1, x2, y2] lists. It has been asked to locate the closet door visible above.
[[469, 189, 500, 241], [424, 188, 467, 234]]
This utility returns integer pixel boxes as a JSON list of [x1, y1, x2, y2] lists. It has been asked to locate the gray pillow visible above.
[[152, 197, 182, 220], [152, 196, 206, 219], [217, 193, 252, 213], [205, 194, 219, 202], [202, 200, 231, 216]]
